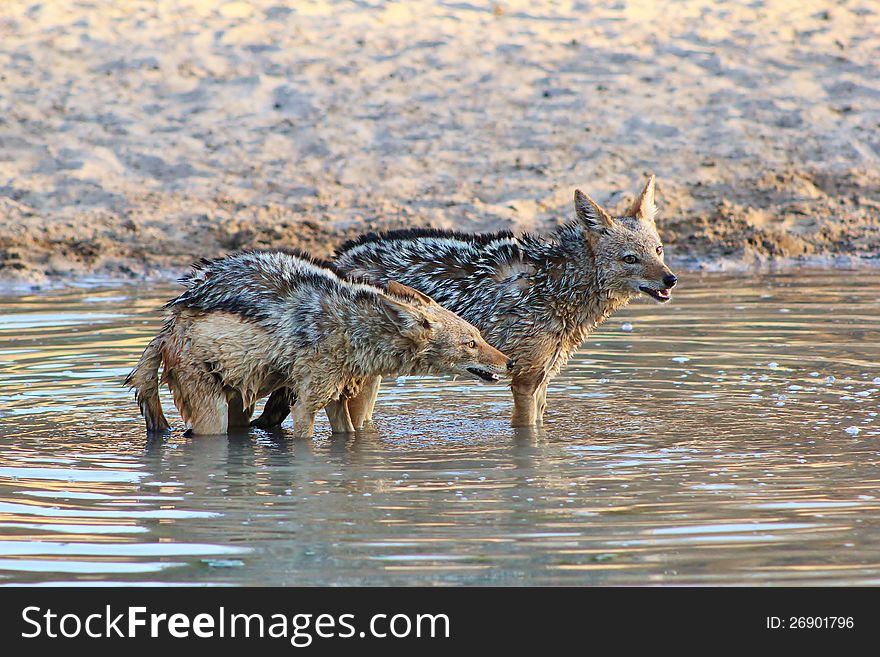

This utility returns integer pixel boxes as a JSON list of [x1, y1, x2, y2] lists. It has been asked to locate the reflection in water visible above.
[[1, 272, 880, 585]]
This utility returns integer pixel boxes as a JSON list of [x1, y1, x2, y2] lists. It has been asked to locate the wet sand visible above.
[[1, 0, 879, 286]]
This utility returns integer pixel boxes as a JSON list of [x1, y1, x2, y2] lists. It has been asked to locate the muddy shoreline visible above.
[[3, 257, 878, 297], [3, 177, 880, 291]]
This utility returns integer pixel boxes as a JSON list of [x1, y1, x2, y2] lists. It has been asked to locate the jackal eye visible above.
[[656, 245, 664, 256], [622, 255, 639, 264], [468, 340, 477, 349]]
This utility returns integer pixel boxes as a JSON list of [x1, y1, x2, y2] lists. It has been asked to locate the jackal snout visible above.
[[463, 337, 511, 382], [636, 260, 678, 303], [428, 306, 511, 382]]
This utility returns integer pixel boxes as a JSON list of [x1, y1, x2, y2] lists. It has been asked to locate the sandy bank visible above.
[[1, 0, 879, 286]]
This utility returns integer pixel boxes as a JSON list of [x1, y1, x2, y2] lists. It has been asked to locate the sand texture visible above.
[[1, 0, 879, 285]]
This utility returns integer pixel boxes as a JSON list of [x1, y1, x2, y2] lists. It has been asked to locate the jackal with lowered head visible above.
[[125, 250, 512, 438], [257, 176, 676, 428]]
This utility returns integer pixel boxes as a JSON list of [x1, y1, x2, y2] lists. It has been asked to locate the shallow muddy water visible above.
[[1, 271, 879, 586]]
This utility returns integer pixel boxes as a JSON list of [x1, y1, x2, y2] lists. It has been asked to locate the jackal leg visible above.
[[290, 395, 318, 439], [511, 387, 537, 426], [251, 387, 293, 429], [189, 398, 229, 435], [291, 377, 345, 439], [325, 398, 355, 434], [535, 381, 549, 425], [227, 391, 255, 428], [347, 375, 381, 428], [511, 371, 544, 427], [169, 368, 229, 435]]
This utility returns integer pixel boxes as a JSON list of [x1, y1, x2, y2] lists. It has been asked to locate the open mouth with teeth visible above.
[[466, 366, 501, 382], [639, 286, 671, 303]]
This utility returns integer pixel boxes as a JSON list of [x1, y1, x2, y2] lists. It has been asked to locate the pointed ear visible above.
[[386, 280, 436, 307], [379, 295, 434, 346], [627, 174, 658, 223], [574, 189, 614, 233]]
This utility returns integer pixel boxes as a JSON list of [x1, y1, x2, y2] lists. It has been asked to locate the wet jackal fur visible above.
[[258, 176, 676, 428], [125, 250, 511, 438]]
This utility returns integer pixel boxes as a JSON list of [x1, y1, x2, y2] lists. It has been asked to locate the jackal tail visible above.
[[124, 334, 170, 433]]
